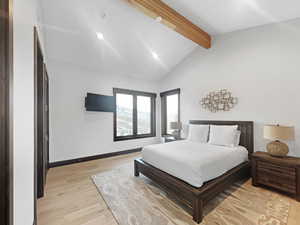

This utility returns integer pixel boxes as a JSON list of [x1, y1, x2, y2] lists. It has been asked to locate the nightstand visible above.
[[252, 151, 300, 201], [163, 136, 184, 143]]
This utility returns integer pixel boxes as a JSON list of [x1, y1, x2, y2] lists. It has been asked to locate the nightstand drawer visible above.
[[252, 152, 300, 201], [257, 161, 296, 178], [257, 170, 296, 194]]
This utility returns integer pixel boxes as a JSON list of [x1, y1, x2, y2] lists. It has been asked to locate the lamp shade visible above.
[[264, 125, 295, 141], [170, 121, 182, 130]]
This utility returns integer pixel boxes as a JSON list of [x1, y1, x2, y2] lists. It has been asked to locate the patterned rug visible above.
[[92, 164, 290, 225]]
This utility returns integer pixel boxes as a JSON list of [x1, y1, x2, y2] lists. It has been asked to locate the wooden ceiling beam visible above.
[[126, 0, 211, 49]]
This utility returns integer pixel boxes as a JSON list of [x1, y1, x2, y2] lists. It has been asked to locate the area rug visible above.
[[92, 164, 290, 225]]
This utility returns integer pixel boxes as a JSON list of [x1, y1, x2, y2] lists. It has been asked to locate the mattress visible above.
[[142, 140, 248, 188]]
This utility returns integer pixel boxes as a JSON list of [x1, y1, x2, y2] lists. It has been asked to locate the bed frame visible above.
[[134, 120, 254, 223]]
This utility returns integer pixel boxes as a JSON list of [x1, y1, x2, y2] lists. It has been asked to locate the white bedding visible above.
[[142, 140, 248, 188]]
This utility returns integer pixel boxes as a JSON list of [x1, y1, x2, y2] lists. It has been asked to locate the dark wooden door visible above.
[[43, 66, 50, 178], [0, 0, 13, 224], [35, 29, 49, 199]]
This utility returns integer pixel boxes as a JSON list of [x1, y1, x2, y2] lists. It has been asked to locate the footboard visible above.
[[134, 158, 196, 212], [134, 158, 251, 223]]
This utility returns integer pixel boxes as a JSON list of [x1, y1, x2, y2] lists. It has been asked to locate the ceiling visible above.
[[163, 0, 300, 35], [38, 0, 300, 81]]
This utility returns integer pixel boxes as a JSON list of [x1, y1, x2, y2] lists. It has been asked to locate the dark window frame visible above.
[[160, 88, 181, 136], [113, 88, 157, 142], [0, 0, 14, 224]]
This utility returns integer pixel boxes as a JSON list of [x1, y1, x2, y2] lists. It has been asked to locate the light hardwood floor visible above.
[[38, 153, 300, 225]]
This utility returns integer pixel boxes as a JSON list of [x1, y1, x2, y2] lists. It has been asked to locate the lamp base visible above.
[[267, 140, 289, 157], [171, 130, 180, 139]]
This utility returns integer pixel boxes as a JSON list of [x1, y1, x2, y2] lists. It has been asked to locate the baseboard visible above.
[[49, 148, 142, 168]]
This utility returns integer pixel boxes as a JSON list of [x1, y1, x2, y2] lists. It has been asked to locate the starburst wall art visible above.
[[200, 89, 238, 113]]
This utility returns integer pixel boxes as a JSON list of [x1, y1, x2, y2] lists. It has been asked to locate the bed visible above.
[[142, 141, 249, 188], [134, 120, 254, 223]]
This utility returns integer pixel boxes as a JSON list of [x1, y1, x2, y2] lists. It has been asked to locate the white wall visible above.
[[160, 19, 300, 157], [13, 0, 37, 224], [48, 60, 161, 162]]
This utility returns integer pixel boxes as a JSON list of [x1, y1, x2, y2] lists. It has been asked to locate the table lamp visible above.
[[170, 121, 182, 138], [264, 124, 295, 157]]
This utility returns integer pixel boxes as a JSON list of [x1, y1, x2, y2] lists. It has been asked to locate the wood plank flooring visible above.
[[38, 153, 300, 225]]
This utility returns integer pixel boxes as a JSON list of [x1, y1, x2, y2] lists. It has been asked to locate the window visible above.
[[160, 89, 180, 136], [114, 88, 156, 141], [115, 93, 133, 136]]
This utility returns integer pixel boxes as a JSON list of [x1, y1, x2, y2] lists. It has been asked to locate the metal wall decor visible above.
[[201, 89, 238, 113]]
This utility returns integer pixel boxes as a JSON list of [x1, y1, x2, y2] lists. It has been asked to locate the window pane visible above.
[[116, 93, 133, 136], [137, 96, 151, 135], [167, 94, 179, 134]]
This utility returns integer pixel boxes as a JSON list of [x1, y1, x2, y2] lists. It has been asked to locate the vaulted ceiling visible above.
[[38, 0, 300, 81]]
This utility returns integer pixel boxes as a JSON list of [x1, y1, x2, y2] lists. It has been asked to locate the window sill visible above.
[[114, 134, 156, 142]]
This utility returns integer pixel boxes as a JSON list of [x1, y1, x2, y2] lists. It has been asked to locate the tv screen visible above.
[[85, 93, 115, 112]]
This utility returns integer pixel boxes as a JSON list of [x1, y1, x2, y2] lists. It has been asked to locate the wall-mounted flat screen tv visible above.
[[85, 93, 115, 112]]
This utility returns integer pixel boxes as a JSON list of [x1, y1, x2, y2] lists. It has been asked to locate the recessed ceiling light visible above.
[[96, 32, 104, 40], [152, 52, 159, 60], [155, 16, 162, 22]]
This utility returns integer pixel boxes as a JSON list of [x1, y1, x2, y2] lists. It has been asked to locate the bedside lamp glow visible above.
[[264, 125, 295, 157]]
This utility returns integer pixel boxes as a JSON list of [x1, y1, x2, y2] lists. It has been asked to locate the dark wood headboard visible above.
[[189, 120, 254, 159]]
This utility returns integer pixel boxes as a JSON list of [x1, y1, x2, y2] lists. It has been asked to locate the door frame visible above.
[[0, 0, 14, 225], [34, 26, 38, 225]]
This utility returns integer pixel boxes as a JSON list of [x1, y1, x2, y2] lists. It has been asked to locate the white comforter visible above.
[[142, 140, 248, 188]]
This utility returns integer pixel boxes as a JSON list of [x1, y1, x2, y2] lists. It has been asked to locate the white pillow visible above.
[[233, 130, 241, 147], [208, 125, 238, 147], [187, 124, 209, 143]]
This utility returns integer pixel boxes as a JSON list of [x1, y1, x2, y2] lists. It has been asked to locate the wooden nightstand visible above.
[[252, 152, 300, 201]]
